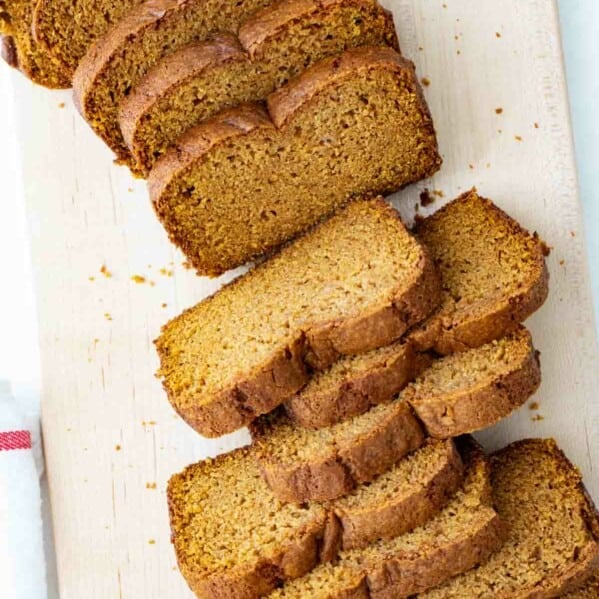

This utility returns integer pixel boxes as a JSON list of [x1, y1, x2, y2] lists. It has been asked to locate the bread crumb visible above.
[[159, 268, 173, 277], [115, 444, 121, 451], [468, 163, 474, 170], [515, 135, 523, 142], [495, 107, 503, 114], [496, 32, 502, 38], [570, 231, 576, 237], [559, 259, 565, 266], [456, 49, 461, 55], [539, 240, 551, 257], [442, 3, 447, 7], [534, 122, 539, 129], [131, 275, 146, 284], [142, 420, 157, 427], [432, 189, 444, 198], [529, 401, 539, 410], [498, 129, 503, 134], [414, 203, 420, 212], [100, 264, 112, 278], [419, 188, 435, 207], [454, 35, 459, 41], [148, 539, 156, 545], [418, 46, 424, 51], [104, 312, 113, 321], [161, 303, 168, 308], [128, 187, 134, 193], [58, 102, 65, 108], [531, 414, 544, 422], [88, 276, 95, 282], [146, 482, 157, 490], [182, 261, 193, 270], [421, 77, 431, 87]]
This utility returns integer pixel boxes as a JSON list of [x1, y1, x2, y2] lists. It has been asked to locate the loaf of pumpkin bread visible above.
[[0, 0, 69, 87], [421, 439, 599, 598], [149, 46, 441, 275], [267, 438, 504, 599], [119, 0, 398, 174], [168, 439, 464, 599], [411, 189, 549, 354], [254, 327, 539, 503], [155, 199, 440, 438]]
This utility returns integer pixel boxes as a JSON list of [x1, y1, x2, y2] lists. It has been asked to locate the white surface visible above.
[[0, 1, 597, 598]]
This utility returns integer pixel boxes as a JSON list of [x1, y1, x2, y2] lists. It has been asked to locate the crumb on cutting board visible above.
[[131, 275, 146, 284], [495, 107, 503, 114], [421, 77, 431, 87], [104, 312, 113, 321], [515, 135, 523, 142], [146, 482, 157, 490], [529, 401, 539, 411], [100, 264, 112, 278]]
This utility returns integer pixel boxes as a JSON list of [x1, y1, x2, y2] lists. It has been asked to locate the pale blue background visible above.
[[559, 1, 599, 328]]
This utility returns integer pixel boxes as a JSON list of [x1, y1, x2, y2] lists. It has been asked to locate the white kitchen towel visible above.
[[0, 382, 47, 599]]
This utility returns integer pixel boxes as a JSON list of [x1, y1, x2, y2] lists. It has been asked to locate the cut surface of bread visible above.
[[405, 326, 540, 437], [149, 46, 441, 275], [285, 340, 430, 429], [33, 0, 141, 78], [168, 446, 331, 599], [562, 573, 599, 598], [155, 199, 440, 438], [251, 401, 425, 502], [72, 0, 272, 161], [0, 0, 69, 87], [411, 189, 549, 354], [267, 438, 504, 599], [169, 439, 464, 598], [119, 0, 398, 174], [421, 439, 599, 598]]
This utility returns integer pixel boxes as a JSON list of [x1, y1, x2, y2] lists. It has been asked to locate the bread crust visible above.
[[251, 402, 425, 503], [149, 46, 441, 275], [156, 199, 442, 438], [411, 190, 550, 355], [285, 345, 431, 429], [335, 440, 464, 550], [407, 329, 541, 438]]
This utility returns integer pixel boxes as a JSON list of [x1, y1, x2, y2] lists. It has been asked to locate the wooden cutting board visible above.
[[7, 1, 598, 597]]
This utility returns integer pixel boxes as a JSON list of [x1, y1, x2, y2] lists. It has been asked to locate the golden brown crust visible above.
[[407, 330, 541, 438], [335, 441, 464, 550], [267, 46, 416, 129], [119, 34, 247, 152], [251, 402, 425, 503], [285, 345, 431, 429], [411, 190, 550, 355]]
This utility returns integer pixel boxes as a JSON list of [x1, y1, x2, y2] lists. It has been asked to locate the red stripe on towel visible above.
[[0, 430, 32, 451]]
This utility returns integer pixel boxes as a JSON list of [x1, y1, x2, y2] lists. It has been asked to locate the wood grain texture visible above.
[[4, 1, 599, 597]]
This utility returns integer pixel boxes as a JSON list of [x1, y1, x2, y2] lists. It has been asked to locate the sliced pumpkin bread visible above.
[[119, 0, 399, 174], [168, 439, 464, 599], [149, 46, 441, 275], [421, 439, 599, 598], [267, 438, 505, 599], [155, 199, 440, 438], [404, 326, 540, 438], [33, 0, 142, 79], [72, 0, 273, 160], [562, 573, 599, 598], [411, 189, 549, 354], [251, 401, 425, 503], [285, 340, 430, 430], [255, 327, 539, 502], [0, 0, 69, 87]]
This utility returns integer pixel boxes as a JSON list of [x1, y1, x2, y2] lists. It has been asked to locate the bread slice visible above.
[[267, 438, 505, 599], [155, 199, 441, 438], [285, 340, 431, 430], [149, 46, 441, 275], [421, 439, 599, 598], [0, 0, 69, 88], [168, 446, 333, 599], [562, 573, 599, 598], [119, 0, 399, 174], [72, 0, 273, 161], [404, 326, 540, 438], [411, 189, 549, 355], [32, 0, 141, 79], [168, 439, 464, 599], [251, 401, 426, 503], [256, 327, 539, 502]]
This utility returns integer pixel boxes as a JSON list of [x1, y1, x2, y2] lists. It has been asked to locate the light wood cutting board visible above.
[[6, 1, 599, 597]]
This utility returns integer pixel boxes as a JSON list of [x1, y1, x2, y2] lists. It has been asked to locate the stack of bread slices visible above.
[[5, 1, 599, 597]]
